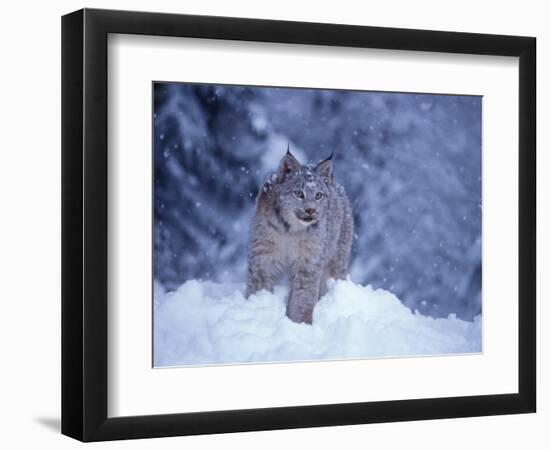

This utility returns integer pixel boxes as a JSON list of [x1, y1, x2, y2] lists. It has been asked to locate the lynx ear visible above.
[[276, 149, 300, 183], [315, 154, 333, 184]]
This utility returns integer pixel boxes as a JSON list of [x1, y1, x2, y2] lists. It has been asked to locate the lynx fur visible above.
[[245, 148, 354, 324]]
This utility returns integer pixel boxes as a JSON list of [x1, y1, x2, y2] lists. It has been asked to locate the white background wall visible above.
[[0, 0, 546, 448]]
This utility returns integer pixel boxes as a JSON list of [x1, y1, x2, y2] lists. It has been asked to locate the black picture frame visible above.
[[61, 8, 536, 442]]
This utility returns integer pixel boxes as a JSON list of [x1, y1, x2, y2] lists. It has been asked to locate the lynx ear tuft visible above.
[[315, 154, 333, 184], [276, 148, 300, 182]]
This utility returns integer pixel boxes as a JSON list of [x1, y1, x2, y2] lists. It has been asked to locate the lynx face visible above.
[[271, 152, 332, 231]]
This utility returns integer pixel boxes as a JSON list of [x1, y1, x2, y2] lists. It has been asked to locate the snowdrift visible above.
[[154, 279, 481, 367]]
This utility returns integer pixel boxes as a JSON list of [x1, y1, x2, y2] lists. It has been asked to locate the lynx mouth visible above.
[[296, 213, 317, 224]]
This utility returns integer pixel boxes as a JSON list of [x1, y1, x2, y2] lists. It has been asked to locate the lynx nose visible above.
[[305, 208, 317, 216]]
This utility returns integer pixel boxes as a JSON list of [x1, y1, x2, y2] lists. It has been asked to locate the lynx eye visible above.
[[315, 192, 323, 200], [294, 190, 305, 199]]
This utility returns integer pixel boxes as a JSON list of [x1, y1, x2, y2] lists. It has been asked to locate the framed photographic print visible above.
[[61, 8, 536, 442]]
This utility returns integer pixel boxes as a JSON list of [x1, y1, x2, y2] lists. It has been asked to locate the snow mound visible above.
[[154, 279, 481, 367]]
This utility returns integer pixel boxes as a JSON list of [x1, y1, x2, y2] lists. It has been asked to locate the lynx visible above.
[[245, 148, 354, 324]]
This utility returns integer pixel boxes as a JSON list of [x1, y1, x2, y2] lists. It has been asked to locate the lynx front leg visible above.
[[245, 247, 283, 298], [286, 267, 323, 324], [245, 266, 277, 297]]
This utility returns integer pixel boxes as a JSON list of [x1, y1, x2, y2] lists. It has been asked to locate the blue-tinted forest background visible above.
[[153, 82, 482, 321]]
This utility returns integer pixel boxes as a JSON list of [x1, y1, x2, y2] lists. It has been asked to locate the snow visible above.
[[154, 278, 481, 367]]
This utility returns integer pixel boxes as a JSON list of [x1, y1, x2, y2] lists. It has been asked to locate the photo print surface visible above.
[[153, 82, 482, 367]]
